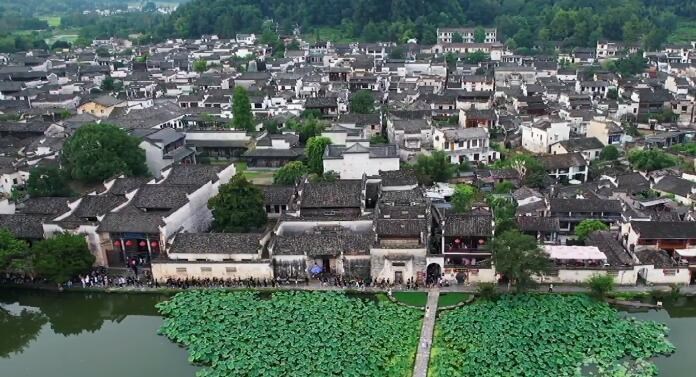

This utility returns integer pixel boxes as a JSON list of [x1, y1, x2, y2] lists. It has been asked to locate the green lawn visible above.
[[39, 16, 61, 28], [668, 20, 696, 44], [392, 292, 428, 307], [233, 162, 275, 185], [438, 293, 471, 307]]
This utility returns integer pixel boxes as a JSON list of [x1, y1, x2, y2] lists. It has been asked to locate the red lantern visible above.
[[139, 241, 146, 247], [113, 240, 121, 247], [150, 241, 159, 248], [454, 239, 461, 244], [478, 239, 485, 245], [125, 240, 134, 247]]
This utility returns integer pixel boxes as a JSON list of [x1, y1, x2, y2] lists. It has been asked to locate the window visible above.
[[663, 269, 676, 276], [226, 267, 237, 274], [175, 267, 187, 274], [201, 267, 213, 273], [324, 210, 336, 216]]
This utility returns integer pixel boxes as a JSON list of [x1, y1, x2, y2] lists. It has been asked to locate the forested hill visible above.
[[163, 0, 696, 50]]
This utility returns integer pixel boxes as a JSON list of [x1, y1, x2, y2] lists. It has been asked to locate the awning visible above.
[[544, 245, 607, 261]]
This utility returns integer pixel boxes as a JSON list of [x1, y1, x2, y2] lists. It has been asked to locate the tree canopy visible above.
[[627, 149, 678, 171], [26, 167, 73, 198], [32, 234, 95, 284], [350, 90, 375, 114], [193, 59, 208, 73], [413, 150, 457, 186], [491, 153, 546, 188], [0, 229, 29, 271], [306, 136, 332, 176], [289, 116, 326, 144], [574, 219, 609, 241], [599, 145, 620, 161], [62, 124, 147, 183], [273, 161, 308, 185], [491, 230, 550, 292], [452, 184, 478, 213], [208, 174, 267, 232], [232, 86, 254, 131]]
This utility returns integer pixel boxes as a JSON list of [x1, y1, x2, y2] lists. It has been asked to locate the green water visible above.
[[2, 289, 696, 376], [0, 288, 198, 377]]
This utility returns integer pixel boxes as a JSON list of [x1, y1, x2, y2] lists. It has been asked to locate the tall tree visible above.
[[273, 161, 308, 185], [491, 230, 550, 292], [306, 136, 332, 175], [413, 150, 457, 186], [627, 149, 677, 171], [599, 145, 619, 161], [452, 184, 478, 213], [574, 220, 609, 241], [208, 174, 267, 232], [232, 86, 254, 131], [474, 26, 486, 43], [32, 234, 94, 284], [26, 167, 73, 198], [0, 229, 28, 271], [452, 32, 464, 43], [62, 124, 147, 183], [350, 90, 375, 114], [193, 59, 208, 73]]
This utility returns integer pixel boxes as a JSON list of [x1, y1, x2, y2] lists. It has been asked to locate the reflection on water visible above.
[[0, 288, 197, 377]]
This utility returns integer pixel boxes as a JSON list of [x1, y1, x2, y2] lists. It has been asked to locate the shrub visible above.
[[587, 274, 615, 298]]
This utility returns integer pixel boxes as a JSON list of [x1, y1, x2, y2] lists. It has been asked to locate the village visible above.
[[0, 26, 694, 292]]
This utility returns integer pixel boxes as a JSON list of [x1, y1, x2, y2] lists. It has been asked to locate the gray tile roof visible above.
[[132, 184, 197, 211], [517, 216, 560, 232], [443, 213, 492, 237], [0, 214, 45, 239], [17, 197, 71, 216], [550, 198, 622, 213], [170, 233, 263, 254], [538, 153, 587, 170], [273, 229, 372, 256], [631, 221, 696, 239], [557, 137, 604, 152], [300, 180, 362, 208], [163, 164, 226, 186]]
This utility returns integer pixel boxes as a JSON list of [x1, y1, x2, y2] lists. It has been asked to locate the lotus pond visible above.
[[156, 290, 423, 377], [430, 294, 676, 377]]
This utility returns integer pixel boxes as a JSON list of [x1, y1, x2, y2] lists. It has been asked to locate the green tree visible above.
[[574, 219, 609, 241], [492, 153, 546, 188], [350, 90, 375, 114], [627, 149, 677, 171], [491, 230, 551, 292], [587, 274, 615, 298], [232, 86, 254, 131], [452, 32, 464, 43], [487, 196, 518, 233], [32, 234, 94, 284], [0, 229, 29, 272], [607, 88, 618, 100], [193, 59, 208, 73], [463, 51, 489, 64], [62, 124, 147, 183], [599, 145, 620, 161], [289, 117, 325, 144], [452, 184, 478, 213], [369, 134, 388, 145], [208, 174, 267, 232], [493, 181, 515, 194], [273, 161, 308, 185], [51, 40, 71, 50], [388, 46, 405, 59], [476, 282, 498, 301], [413, 151, 456, 186], [306, 136, 332, 175], [263, 120, 281, 134], [100, 76, 121, 92], [26, 167, 73, 198], [474, 27, 486, 43]]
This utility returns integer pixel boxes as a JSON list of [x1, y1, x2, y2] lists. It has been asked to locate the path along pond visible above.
[[1, 288, 696, 377]]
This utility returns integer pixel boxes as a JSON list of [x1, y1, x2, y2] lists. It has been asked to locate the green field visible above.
[[437, 293, 471, 307], [668, 20, 696, 44], [39, 16, 61, 28], [158, 291, 422, 377], [392, 292, 428, 307], [430, 294, 675, 377]]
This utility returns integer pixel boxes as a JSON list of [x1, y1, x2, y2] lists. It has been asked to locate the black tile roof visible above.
[[273, 229, 372, 256], [170, 233, 263, 254], [538, 153, 587, 170], [300, 180, 362, 208], [262, 185, 295, 205], [517, 216, 559, 232], [0, 214, 45, 239], [585, 231, 634, 266], [631, 221, 696, 239], [444, 214, 492, 237], [163, 164, 226, 186], [550, 198, 622, 213], [17, 197, 71, 216]]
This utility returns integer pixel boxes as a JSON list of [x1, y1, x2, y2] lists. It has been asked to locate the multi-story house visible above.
[[521, 118, 571, 154], [432, 127, 499, 165], [436, 28, 497, 44]]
